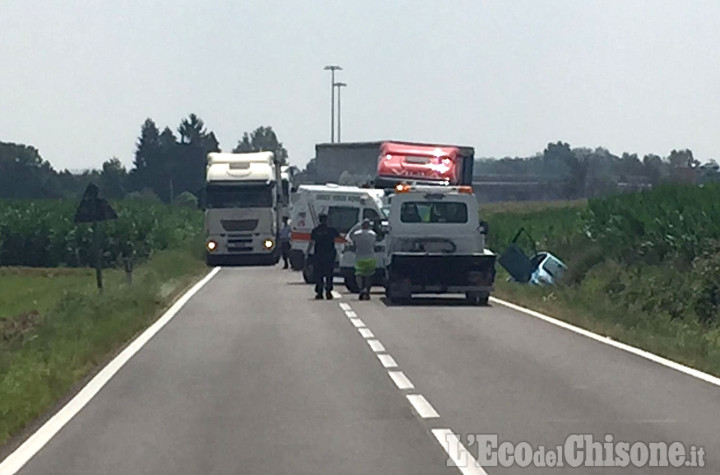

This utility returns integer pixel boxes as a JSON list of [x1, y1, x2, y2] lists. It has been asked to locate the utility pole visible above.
[[334, 82, 347, 142], [324, 65, 342, 142]]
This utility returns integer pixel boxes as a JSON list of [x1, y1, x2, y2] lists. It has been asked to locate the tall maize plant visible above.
[[584, 183, 720, 263], [0, 200, 202, 267]]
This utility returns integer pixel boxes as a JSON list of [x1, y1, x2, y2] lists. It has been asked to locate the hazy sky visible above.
[[2, 0, 719, 170]]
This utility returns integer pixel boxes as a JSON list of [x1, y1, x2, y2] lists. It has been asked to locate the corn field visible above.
[[584, 183, 720, 263], [484, 183, 720, 324], [0, 200, 203, 267]]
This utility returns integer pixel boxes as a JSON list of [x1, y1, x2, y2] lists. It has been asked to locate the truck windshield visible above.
[[206, 185, 273, 208], [399, 202, 468, 223], [327, 206, 360, 233]]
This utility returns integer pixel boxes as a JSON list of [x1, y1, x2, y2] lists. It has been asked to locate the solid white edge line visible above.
[[358, 328, 374, 339], [0, 267, 222, 475], [350, 318, 366, 328], [388, 371, 414, 389], [377, 353, 397, 368], [367, 339, 386, 353], [490, 296, 720, 388], [345, 311, 357, 318], [432, 429, 489, 475], [406, 394, 439, 418], [339, 303, 351, 311]]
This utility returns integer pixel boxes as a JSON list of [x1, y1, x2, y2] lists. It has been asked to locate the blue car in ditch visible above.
[[497, 228, 567, 286]]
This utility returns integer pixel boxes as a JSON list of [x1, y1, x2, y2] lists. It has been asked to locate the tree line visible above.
[[473, 142, 720, 200], [4, 121, 720, 203], [0, 114, 288, 203]]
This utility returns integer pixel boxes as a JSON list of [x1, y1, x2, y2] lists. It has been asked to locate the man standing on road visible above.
[[279, 217, 291, 269], [308, 213, 340, 300], [349, 219, 377, 300]]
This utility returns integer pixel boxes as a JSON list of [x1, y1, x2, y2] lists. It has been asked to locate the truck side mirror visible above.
[[198, 190, 207, 211], [479, 221, 489, 235]]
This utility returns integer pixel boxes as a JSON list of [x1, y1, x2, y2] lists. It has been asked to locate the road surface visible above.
[[9, 266, 720, 474]]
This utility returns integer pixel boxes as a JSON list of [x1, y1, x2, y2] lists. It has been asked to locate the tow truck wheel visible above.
[[466, 291, 489, 306], [343, 271, 360, 293], [289, 251, 304, 270], [385, 281, 409, 305], [302, 263, 315, 284]]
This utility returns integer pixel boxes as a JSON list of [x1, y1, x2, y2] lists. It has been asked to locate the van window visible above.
[[327, 206, 360, 233], [400, 202, 468, 223]]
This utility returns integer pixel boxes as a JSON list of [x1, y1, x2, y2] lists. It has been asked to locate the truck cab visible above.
[[204, 152, 282, 266], [383, 185, 496, 304], [375, 141, 475, 188]]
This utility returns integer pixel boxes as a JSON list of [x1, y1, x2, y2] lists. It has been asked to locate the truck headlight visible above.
[[263, 239, 275, 249], [206, 240, 217, 252]]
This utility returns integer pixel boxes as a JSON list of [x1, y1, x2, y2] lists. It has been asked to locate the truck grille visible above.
[[221, 219, 258, 232], [228, 234, 253, 252]]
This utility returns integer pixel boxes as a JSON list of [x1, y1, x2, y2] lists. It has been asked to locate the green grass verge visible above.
[[0, 250, 207, 446], [0, 267, 95, 323]]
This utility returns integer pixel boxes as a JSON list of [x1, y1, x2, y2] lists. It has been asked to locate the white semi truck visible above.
[[204, 151, 283, 266]]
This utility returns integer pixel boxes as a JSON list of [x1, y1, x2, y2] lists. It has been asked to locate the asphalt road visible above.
[[11, 266, 720, 474]]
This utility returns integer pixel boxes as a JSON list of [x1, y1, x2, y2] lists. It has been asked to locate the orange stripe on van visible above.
[[291, 231, 346, 243], [291, 231, 312, 241]]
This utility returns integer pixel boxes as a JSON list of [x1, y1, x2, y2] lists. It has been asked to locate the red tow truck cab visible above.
[[375, 141, 475, 188]]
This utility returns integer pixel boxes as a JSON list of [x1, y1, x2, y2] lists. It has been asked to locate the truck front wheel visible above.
[[385, 278, 410, 305], [302, 263, 315, 284], [289, 250, 305, 270]]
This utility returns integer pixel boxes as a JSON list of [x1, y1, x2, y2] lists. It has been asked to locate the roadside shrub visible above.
[[174, 191, 198, 208]]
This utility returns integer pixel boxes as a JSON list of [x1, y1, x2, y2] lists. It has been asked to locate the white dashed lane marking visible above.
[[350, 318, 366, 328], [432, 429, 489, 475], [367, 339, 386, 353], [388, 371, 414, 390], [407, 394, 440, 419], [377, 354, 398, 368], [337, 301, 489, 474]]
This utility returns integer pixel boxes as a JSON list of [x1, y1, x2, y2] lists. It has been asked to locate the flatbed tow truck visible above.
[[383, 184, 496, 305]]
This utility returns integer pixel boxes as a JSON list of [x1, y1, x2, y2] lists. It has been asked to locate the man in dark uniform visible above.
[[308, 213, 340, 299]]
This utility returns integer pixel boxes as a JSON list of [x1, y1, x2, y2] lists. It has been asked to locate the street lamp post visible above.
[[334, 82, 347, 142], [324, 65, 342, 142]]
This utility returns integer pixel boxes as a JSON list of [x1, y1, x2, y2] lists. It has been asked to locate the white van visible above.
[[289, 184, 386, 283]]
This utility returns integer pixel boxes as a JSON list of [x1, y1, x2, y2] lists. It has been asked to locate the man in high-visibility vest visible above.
[[349, 219, 377, 300]]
